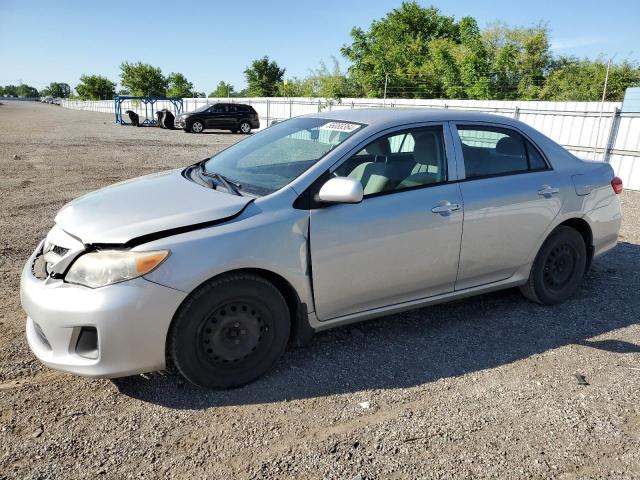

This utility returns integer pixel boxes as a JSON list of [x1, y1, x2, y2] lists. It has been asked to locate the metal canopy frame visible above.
[[113, 95, 184, 126]]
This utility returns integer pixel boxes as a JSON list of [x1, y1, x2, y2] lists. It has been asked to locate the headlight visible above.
[[65, 250, 169, 288]]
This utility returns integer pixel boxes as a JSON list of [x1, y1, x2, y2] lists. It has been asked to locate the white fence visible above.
[[60, 97, 640, 191]]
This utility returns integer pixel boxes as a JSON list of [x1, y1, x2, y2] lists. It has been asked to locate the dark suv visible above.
[[174, 103, 260, 134]]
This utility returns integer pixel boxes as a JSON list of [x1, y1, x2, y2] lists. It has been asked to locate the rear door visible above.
[[309, 123, 464, 320], [228, 104, 241, 126], [452, 122, 563, 289]]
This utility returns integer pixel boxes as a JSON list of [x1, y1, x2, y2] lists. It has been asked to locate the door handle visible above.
[[537, 185, 560, 196], [431, 201, 460, 215]]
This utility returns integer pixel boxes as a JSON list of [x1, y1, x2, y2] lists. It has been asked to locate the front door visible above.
[[309, 124, 464, 320], [206, 104, 230, 128]]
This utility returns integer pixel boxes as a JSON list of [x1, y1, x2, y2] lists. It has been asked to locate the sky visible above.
[[0, 0, 638, 93]]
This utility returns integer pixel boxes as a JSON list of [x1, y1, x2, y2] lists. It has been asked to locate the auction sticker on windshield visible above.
[[319, 121, 361, 132]]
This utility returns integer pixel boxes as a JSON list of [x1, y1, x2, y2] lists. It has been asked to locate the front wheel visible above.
[[239, 121, 252, 134], [190, 120, 204, 133], [520, 226, 587, 305], [169, 274, 291, 388]]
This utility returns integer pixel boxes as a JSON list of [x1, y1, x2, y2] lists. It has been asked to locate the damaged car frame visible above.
[[21, 109, 622, 388]]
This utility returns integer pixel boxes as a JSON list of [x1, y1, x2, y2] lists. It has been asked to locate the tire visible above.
[[190, 120, 204, 133], [169, 274, 291, 388], [239, 121, 252, 134], [520, 226, 587, 305]]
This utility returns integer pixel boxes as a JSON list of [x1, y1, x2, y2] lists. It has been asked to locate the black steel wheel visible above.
[[170, 274, 290, 388], [520, 226, 586, 305], [198, 301, 267, 364]]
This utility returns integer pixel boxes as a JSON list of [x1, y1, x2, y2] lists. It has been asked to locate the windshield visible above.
[[203, 117, 364, 195]]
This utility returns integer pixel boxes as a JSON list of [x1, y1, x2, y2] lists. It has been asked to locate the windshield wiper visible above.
[[198, 163, 244, 196]]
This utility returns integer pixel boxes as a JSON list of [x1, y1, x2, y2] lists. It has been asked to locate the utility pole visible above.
[[593, 57, 613, 159], [383, 73, 388, 106]]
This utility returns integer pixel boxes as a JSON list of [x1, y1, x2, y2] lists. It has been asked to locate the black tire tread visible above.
[[520, 226, 586, 305], [169, 273, 289, 388]]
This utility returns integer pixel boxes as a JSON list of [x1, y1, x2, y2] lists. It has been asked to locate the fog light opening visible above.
[[75, 327, 99, 360], [33, 321, 52, 351]]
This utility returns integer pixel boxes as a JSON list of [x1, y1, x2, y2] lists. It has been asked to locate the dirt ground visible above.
[[0, 101, 639, 479]]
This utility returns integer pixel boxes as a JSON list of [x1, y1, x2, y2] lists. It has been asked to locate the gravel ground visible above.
[[1, 101, 639, 479]]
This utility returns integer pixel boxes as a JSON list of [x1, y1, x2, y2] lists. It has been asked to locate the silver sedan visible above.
[[20, 109, 623, 388]]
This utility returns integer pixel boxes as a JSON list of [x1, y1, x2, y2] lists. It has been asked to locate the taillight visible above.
[[611, 176, 623, 194]]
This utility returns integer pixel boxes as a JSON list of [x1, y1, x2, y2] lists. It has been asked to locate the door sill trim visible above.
[[308, 264, 531, 332]]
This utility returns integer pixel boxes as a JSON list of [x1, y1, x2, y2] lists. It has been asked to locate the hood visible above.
[[55, 169, 252, 245]]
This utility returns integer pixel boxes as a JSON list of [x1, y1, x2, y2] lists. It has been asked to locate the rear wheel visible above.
[[239, 121, 252, 134], [190, 120, 204, 133], [520, 226, 586, 305], [170, 274, 290, 388]]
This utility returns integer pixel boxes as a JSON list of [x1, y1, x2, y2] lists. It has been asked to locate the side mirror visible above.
[[317, 177, 363, 204]]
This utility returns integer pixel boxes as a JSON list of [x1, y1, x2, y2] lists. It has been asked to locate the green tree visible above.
[[541, 57, 640, 101], [2, 85, 18, 96], [120, 61, 168, 96], [301, 57, 361, 98], [277, 78, 310, 97], [75, 74, 116, 100], [244, 56, 285, 96], [341, 2, 461, 98], [339, 3, 559, 100], [210, 81, 235, 97], [482, 23, 552, 99], [457, 16, 491, 98], [43, 82, 71, 98], [16, 84, 39, 97], [166, 72, 194, 98]]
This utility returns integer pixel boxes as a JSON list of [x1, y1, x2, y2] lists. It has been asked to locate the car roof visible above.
[[301, 107, 520, 129]]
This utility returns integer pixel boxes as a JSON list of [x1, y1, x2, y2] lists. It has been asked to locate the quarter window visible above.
[[334, 126, 447, 196], [457, 125, 547, 179]]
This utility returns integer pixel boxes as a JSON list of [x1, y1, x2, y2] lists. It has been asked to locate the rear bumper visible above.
[[20, 244, 187, 378]]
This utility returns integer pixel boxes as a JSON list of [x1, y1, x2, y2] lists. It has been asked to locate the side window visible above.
[[334, 126, 447, 196], [212, 104, 227, 113], [526, 141, 548, 170], [388, 132, 415, 153], [228, 105, 238, 113], [457, 125, 547, 179]]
